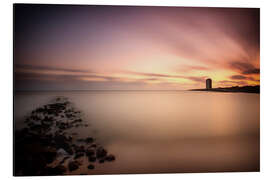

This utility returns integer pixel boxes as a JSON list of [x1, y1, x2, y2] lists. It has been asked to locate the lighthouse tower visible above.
[[206, 78, 212, 89]]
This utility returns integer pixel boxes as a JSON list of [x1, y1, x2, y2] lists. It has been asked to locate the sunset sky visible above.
[[14, 5, 260, 91]]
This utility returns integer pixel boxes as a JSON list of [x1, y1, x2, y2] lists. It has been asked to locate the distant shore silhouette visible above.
[[190, 85, 260, 94]]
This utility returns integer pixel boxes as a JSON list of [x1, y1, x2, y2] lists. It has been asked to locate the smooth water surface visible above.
[[14, 91, 260, 174]]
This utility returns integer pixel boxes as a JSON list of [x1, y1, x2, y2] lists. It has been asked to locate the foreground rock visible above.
[[68, 161, 80, 171], [14, 97, 116, 176], [96, 147, 107, 159], [44, 165, 67, 175], [106, 154, 116, 162], [87, 164, 95, 170]]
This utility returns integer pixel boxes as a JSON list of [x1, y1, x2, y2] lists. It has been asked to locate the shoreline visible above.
[[190, 85, 260, 94]]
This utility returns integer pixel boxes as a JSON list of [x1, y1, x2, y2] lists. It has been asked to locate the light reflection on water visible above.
[[14, 91, 260, 173]]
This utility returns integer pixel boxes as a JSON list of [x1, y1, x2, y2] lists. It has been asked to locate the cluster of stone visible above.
[[15, 97, 115, 176]]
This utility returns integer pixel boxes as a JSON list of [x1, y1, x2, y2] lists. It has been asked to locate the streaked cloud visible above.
[[14, 5, 260, 90], [229, 61, 260, 75], [15, 64, 92, 74], [230, 75, 247, 80], [242, 68, 260, 75]]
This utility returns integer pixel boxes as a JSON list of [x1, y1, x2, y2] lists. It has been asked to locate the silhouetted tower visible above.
[[206, 78, 212, 89]]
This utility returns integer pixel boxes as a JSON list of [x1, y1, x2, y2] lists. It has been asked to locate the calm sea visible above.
[[14, 91, 260, 174]]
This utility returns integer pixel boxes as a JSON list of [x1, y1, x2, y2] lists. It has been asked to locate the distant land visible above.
[[190, 85, 260, 94]]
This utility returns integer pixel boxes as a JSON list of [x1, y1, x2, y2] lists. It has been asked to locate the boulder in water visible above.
[[86, 147, 95, 156], [96, 147, 107, 159], [87, 164, 95, 170], [105, 154, 115, 162], [74, 152, 84, 159], [88, 156, 96, 162], [68, 161, 80, 171]]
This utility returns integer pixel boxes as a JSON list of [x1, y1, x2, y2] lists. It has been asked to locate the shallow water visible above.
[[14, 91, 260, 174]]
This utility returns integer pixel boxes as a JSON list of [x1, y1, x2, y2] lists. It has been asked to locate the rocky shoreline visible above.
[[14, 97, 115, 176]]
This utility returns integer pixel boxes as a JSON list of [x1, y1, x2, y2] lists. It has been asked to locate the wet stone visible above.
[[90, 143, 97, 148], [59, 156, 70, 164], [85, 137, 93, 144], [43, 165, 66, 175], [87, 164, 95, 170], [96, 147, 107, 159], [88, 156, 96, 162], [74, 145, 85, 153], [105, 154, 115, 162], [99, 159, 105, 163], [74, 152, 84, 159], [54, 165, 67, 174], [77, 138, 85, 143], [67, 136, 72, 141], [86, 147, 95, 156], [43, 147, 57, 164], [68, 161, 80, 172]]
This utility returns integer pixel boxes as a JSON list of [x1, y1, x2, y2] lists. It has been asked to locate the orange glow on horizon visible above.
[[15, 6, 259, 90]]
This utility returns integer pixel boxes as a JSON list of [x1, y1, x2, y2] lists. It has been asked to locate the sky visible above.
[[14, 4, 260, 91]]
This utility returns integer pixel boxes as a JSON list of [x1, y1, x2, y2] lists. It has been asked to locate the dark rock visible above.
[[87, 164, 95, 170], [57, 141, 73, 155], [43, 147, 57, 164], [85, 137, 93, 144], [88, 156, 96, 162], [77, 138, 85, 143], [75, 119, 82, 123], [86, 147, 95, 156], [43, 166, 66, 175], [105, 154, 115, 162], [74, 145, 85, 153], [58, 122, 69, 130], [30, 124, 43, 133], [54, 165, 67, 174], [54, 134, 68, 144], [90, 143, 97, 148], [68, 161, 80, 171], [99, 159, 105, 163], [96, 147, 107, 159], [59, 156, 70, 164], [40, 136, 52, 146], [53, 134, 74, 155], [74, 152, 84, 159], [67, 136, 72, 141], [43, 116, 53, 123]]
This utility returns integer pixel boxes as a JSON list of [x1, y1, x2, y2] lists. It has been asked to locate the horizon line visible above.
[[14, 85, 260, 93]]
